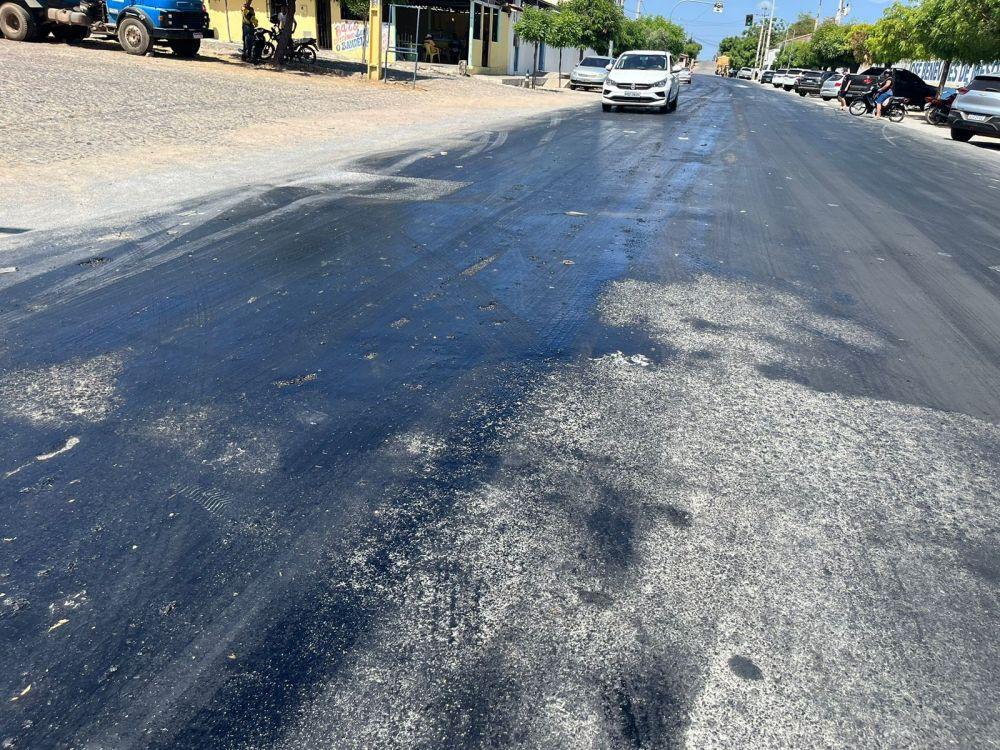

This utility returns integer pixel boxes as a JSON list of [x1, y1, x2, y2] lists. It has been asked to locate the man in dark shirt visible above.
[[241, 0, 257, 62]]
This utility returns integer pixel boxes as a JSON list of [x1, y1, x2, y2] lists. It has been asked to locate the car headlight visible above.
[[652, 78, 668, 87]]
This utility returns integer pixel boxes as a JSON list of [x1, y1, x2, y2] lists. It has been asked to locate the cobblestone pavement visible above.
[[2, 37, 581, 168], [1, 36, 588, 229]]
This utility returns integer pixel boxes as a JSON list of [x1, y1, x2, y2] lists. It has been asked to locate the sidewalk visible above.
[[0, 37, 590, 233]]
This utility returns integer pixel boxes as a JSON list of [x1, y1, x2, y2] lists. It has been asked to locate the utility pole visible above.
[[761, 0, 776, 69], [815, 0, 821, 29]]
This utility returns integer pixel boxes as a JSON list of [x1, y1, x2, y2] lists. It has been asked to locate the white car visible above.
[[737, 67, 753, 79], [602, 50, 680, 113], [677, 67, 692, 84]]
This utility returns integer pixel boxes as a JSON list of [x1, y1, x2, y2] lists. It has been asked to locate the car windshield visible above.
[[579, 57, 611, 68], [616, 54, 667, 71], [968, 76, 1000, 92]]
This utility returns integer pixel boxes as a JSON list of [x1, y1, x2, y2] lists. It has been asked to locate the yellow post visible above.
[[367, 0, 382, 80]]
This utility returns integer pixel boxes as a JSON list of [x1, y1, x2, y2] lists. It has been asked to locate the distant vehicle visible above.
[[715, 54, 730, 75], [771, 68, 788, 87], [795, 70, 835, 96], [737, 67, 753, 79], [602, 50, 680, 113], [569, 56, 614, 91], [819, 73, 844, 101], [677, 67, 692, 84], [0, 0, 212, 55], [760, 70, 775, 84], [948, 75, 1000, 142], [842, 67, 934, 108]]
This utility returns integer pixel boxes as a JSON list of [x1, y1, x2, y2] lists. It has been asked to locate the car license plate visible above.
[[622, 90, 642, 98], [193, 32, 203, 38], [967, 113, 987, 122]]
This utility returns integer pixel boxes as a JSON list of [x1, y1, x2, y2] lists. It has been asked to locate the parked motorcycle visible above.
[[924, 90, 957, 126], [259, 25, 317, 64]]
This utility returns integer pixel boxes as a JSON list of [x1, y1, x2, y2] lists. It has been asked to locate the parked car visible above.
[[737, 67, 753, 79], [602, 50, 680, 113], [677, 67, 692, 84], [781, 69, 807, 90], [795, 70, 835, 96], [819, 73, 844, 100], [771, 68, 788, 87], [760, 69, 775, 84], [569, 56, 614, 90], [841, 67, 935, 108], [948, 75, 1000, 142]]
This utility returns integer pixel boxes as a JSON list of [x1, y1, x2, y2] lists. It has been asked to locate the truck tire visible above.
[[0, 3, 37, 42], [117, 17, 151, 55], [168, 38, 200, 57]]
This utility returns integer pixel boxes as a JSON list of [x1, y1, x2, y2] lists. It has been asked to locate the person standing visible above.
[[241, 0, 257, 62], [838, 73, 852, 110]]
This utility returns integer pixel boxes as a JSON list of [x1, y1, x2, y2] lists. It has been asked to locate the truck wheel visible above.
[[168, 38, 200, 57], [117, 17, 151, 55], [0, 3, 37, 42]]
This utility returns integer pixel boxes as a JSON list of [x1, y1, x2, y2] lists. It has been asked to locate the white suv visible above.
[[602, 50, 680, 113]]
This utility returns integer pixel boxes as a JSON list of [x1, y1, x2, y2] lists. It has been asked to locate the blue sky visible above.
[[630, 0, 893, 57]]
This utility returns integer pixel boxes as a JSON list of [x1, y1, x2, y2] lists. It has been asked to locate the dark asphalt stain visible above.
[[603, 665, 690, 749], [728, 655, 764, 681]]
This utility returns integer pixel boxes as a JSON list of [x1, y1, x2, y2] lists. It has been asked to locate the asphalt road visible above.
[[2, 74, 999, 749]]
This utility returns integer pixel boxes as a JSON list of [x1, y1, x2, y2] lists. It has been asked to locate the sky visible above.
[[630, 0, 893, 57]]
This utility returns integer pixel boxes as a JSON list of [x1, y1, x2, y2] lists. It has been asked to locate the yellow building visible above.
[[205, 0, 526, 74]]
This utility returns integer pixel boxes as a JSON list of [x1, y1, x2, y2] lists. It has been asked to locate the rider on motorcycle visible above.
[[874, 70, 894, 119]]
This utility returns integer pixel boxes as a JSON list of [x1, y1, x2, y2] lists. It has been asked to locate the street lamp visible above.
[[668, 0, 723, 22]]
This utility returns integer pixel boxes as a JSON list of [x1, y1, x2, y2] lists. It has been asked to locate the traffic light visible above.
[[745, 13, 753, 26]]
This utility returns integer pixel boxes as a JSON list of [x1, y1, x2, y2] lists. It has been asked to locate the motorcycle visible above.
[[258, 25, 318, 64], [849, 86, 907, 123], [924, 91, 957, 126]]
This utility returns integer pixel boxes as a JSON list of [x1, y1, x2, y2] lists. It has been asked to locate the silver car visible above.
[[677, 67, 692, 84], [819, 73, 844, 101], [948, 75, 1000, 142], [569, 56, 614, 91]]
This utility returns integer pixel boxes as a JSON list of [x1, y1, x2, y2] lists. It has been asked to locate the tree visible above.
[[810, 20, 853, 68], [866, 2, 926, 64], [913, 0, 1000, 77], [786, 12, 817, 39], [847, 23, 872, 69], [683, 38, 702, 61], [514, 6, 553, 88], [563, 0, 624, 55], [549, 11, 584, 87], [636, 15, 686, 56]]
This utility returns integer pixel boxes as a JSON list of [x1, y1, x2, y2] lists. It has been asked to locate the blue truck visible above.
[[0, 0, 213, 56]]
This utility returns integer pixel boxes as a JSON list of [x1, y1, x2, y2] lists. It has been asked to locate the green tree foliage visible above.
[[847, 23, 872, 67], [683, 38, 703, 61], [513, 6, 552, 86], [563, 0, 624, 55], [866, 2, 926, 64], [549, 10, 584, 85], [787, 12, 817, 38], [341, 0, 368, 20], [616, 15, 684, 55], [809, 20, 854, 68], [717, 24, 766, 68], [911, 0, 1000, 63]]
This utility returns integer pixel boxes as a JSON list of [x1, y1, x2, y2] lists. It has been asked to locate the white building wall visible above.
[[899, 59, 1000, 86]]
